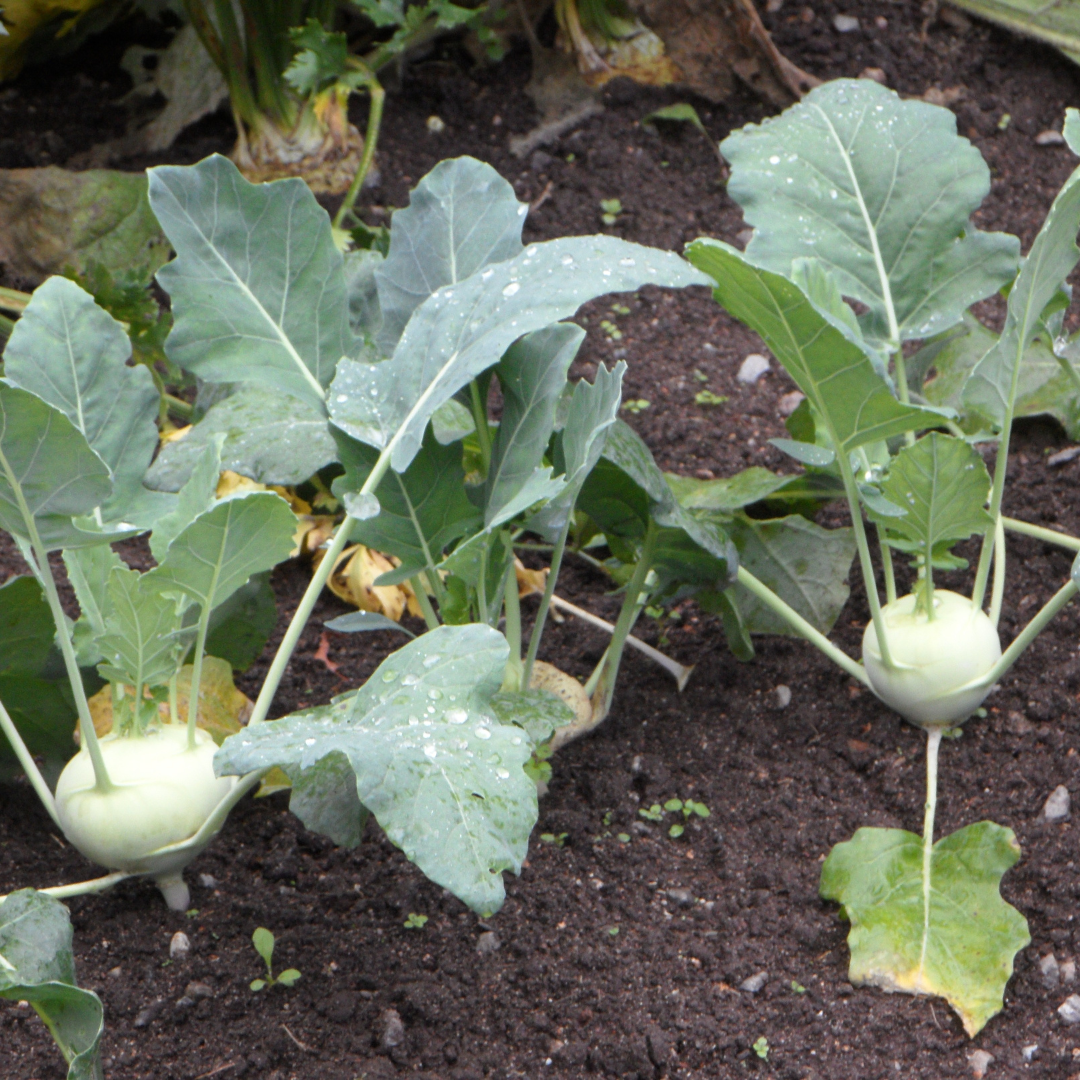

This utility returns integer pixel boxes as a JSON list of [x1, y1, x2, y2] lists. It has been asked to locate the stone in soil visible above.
[[967, 1049, 993, 1078], [1043, 785, 1070, 821], [739, 971, 768, 993], [1040, 953, 1060, 987], [736, 353, 770, 384], [1057, 995, 1080, 1023]]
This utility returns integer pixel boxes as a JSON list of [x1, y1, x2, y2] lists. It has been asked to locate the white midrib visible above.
[[812, 105, 901, 351], [170, 191, 324, 400]]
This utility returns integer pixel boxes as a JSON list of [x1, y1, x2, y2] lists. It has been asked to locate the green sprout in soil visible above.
[[622, 398, 650, 414], [600, 198, 623, 225], [695, 390, 728, 406], [250, 928, 301, 992], [403, 913, 428, 929]]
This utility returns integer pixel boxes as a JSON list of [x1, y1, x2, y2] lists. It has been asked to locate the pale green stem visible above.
[[469, 380, 492, 477], [169, 673, 180, 726], [522, 516, 572, 690], [186, 604, 213, 749], [0, 694, 61, 829], [923, 547, 935, 621], [1055, 352, 1080, 396], [877, 525, 897, 605], [332, 75, 385, 230], [477, 544, 490, 624], [990, 515, 1006, 630], [918, 727, 943, 981], [32, 1003, 76, 1064], [409, 575, 440, 631], [736, 566, 871, 687], [891, 349, 916, 448], [502, 554, 523, 691], [1003, 516, 1080, 551], [0, 871, 134, 905], [583, 645, 610, 698]]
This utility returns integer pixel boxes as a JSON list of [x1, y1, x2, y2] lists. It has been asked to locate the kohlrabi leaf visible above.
[[490, 687, 574, 743], [286, 749, 370, 849], [375, 157, 527, 354], [146, 385, 338, 491], [147, 492, 298, 617], [665, 466, 791, 513], [0, 576, 79, 775], [148, 436, 222, 561], [149, 154, 354, 409], [96, 567, 191, 690], [0, 383, 114, 551], [65, 544, 126, 667], [873, 433, 992, 564], [325, 610, 416, 636], [820, 822, 1030, 1037], [203, 573, 277, 673], [344, 247, 384, 340], [963, 157, 1080, 426], [528, 360, 626, 539], [726, 513, 856, 635], [328, 236, 709, 473], [335, 426, 481, 577], [485, 323, 584, 525], [216, 624, 535, 915], [697, 587, 755, 661], [0, 889, 105, 1080], [686, 241, 941, 451], [721, 78, 1019, 349]]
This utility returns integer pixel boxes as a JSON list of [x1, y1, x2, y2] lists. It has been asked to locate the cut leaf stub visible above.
[[820, 822, 1030, 1036]]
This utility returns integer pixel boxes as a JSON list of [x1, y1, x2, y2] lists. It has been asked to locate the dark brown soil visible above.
[[3, 5, 1080, 1079]]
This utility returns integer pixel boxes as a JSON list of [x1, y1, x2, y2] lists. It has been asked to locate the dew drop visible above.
[[424, 743, 438, 759], [502, 281, 521, 297], [305, 738, 316, 746], [769, 155, 781, 165], [402, 673, 420, 686], [428, 688, 442, 700], [496, 767, 510, 779], [382, 671, 398, 682], [475, 726, 492, 740], [561, 255, 575, 266], [408, 716, 419, 725], [619, 257, 636, 267], [481, 268, 494, 280], [422, 655, 441, 668], [446, 708, 468, 724]]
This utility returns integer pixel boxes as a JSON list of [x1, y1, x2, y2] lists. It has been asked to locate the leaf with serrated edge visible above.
[[328, 236, 709, 473], [216, 624, 535, 915], [146, 386, 338, 491], [964, 157, 1080, 425], [721, 78, 1018, 349], [149, 155, 354, 409], [686, 241, 941, 452], [873, 434, 992, 563], [820, 822, 1030, 1036], [0, 890, 105, 1080], [375, 157, 526, 354], [148, 437, 222, 561], [147, 492, 297, 616]]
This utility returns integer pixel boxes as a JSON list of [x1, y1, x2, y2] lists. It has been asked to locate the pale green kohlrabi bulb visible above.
[[861, 589, 1001, 729]]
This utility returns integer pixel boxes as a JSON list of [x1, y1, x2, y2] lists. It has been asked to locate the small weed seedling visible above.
[[638, 797, 709, 836], [600, 318, 623, 341], [403, 913, 428, 929], [753, 1036, 769, 1061], [622, 398, 651, 414], [540, 832, 569, 847], [694, 389, 728, 406], [600, 198, 623, 226], [250, 928, 301, 992]]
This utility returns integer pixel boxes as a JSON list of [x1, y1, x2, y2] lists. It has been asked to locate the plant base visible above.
[[232, 124, 366, 195]]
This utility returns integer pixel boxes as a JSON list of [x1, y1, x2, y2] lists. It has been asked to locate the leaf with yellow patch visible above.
[[321, 544, 420, 621], [820, 822, 1030, 1036]]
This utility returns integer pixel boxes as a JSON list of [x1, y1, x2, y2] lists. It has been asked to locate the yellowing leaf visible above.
[[515, 558, 549, 598], [529, 660, 591, 727], [0, 0, 113, 80], [321, 544, 420, 621], [161, 424, 191, 445]]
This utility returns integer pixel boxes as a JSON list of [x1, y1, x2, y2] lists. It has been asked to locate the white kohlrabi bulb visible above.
[[861, 590, 1001, 729], [55, 725, 235, 908]]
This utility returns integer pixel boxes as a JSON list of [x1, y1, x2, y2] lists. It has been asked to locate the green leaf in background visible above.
[[344, 248, 384, 341], [820, 822, 1030, 1037], [720, 78, 1018, 349], [148, 492, 298, 617], [336, 425, 481, 578], [374, 157, 527, 354], [666, 466, 794, 512], [0, 889, 104, 1080], [146, 385, 339, 491], [486, 324, 584, 525], [872, 434, 992, 567], [328, 236, 710, 473], [643, 103, 709, 137], [64, 545, 126, 667], [490, 687, 575, 744], [686, 241, 941, 452], [963, 155, 1080, 425], [0, 383, 113, 551], [203, 573, 277, 673], [286, 748, 370, 849], [216, 624, 535, 915], [149, 155, 354, 409], [0, 166, 168, 285], [148, 437, 223, 562], [0, 576, 79, 775]]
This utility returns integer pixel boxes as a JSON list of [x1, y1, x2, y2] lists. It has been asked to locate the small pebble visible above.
[[736, 228, 754, 246], [426, 115, 445, 134], [1036, 130, 1066, 146], [666, 888, 694, 907], [1005, 711, 1035, 735], [631, 820, 654, 836], [1040, 953, 1060, 988], [1043, 785, 1070, 822], [377, 1007, 405, 1050], [968, 1049, 993, 1078], [197, 874, 218, 889], [1058, 994, 1080, 1023], [107, 966, 122, 978], [169, 932, 190, 959], [185, 982, 214, 1000], [778, 391, 805, 416], [737, 353, 770, 385], [833, 13, 859, 31], [476, 931, 501, 955], [774, 685, 792, 709], [739, 971, 768, 993], [1063, 960, 1076, 984], [134, 1000, 165, 1028], [860, 67, 887, 85], [1022, 1044, 1039, 1062]]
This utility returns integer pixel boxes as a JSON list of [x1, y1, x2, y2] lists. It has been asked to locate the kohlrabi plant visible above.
[[0, 153, 709, 930], [686, 79, 1080, 1036]]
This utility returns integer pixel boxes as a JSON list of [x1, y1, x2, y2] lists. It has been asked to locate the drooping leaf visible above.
[[148, 492, 298, 618], [325, 611, 415, 637], [374, 156, 527, 354], [820, 822, 1030, 1037], [329, 236, 709, 473], [286, 750, 370, 848], [146, 385, 338, 491], [720, 78, 1019, 349], [665, 466, 794, 512], [149, 154, 354, 409], [872, 433, 992, 566], [2, 277, 167, 526], [0, 889, 105, 1080], [216, 624, 535, 915], [963, 157, 1080, 425], [490, 687, 575, 744], [486, 323, 584, 525], [335, 426, 481, 577], [686, 241, 941, 451]]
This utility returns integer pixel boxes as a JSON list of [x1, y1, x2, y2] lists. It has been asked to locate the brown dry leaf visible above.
[[515, 558, 549, 598], [160, 424, 191, 446], [216, 470, 323, 557], [313, 630, 341, 675], [83, 657, 253, 745], [322, 544, 413, 622], [292, 515, 336, 559]]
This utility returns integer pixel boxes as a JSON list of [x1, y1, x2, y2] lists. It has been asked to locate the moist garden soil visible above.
[[3, 4, 1080, 1078]]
